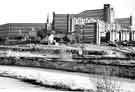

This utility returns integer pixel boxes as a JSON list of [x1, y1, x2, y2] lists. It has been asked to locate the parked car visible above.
[[121, 40, 128, 46], [127, 41, 135, 46], [107, 41, 118, 47]]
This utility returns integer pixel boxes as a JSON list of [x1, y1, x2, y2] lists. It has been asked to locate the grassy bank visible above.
[[0, 65, 96, 91], [0, 57, 135, 79]]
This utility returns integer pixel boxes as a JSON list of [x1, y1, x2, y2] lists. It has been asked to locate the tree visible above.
[[96, 66, 121, 92], [73, 30, 81, 43], [37, 28, 47, 40], [96, 76, 121, 92]]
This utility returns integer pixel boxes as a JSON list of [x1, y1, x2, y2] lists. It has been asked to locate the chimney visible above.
[[130, 16, 133, 26], [104, 4, 111, 23]]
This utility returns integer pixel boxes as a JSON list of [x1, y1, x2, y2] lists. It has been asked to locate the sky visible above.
[[0, 0, 134, 24]]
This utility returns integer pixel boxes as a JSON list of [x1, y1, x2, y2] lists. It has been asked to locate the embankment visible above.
[[0, 57, 135, 79]]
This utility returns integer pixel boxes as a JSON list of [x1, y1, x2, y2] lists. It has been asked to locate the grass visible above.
[[0, 56, 135, 80], [0, 65, 95, 92]]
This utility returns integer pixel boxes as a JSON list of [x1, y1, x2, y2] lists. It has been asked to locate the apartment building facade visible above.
[[52, 4, 135, 44], [52, 4, 115, 44]]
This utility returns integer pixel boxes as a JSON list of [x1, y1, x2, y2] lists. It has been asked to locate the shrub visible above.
[[96, 76, 121, 92]]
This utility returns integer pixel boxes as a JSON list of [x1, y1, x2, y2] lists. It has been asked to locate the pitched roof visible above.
[[74, 9, 104, 20]]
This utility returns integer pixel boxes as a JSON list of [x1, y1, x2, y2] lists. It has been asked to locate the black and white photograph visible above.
[[0, 0, 135, 92]]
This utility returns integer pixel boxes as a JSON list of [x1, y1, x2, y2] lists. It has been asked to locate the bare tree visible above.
[[96, 66, 121, 92], [96, 76, 121, 92]]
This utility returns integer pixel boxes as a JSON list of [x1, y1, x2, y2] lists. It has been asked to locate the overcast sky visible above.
[[0, 0, 134, 24]]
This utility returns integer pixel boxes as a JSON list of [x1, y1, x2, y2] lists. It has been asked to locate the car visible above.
[[121, 40, 128, 46], [108, 41, 118, 47]]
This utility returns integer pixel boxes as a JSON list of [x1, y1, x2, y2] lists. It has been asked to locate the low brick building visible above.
[[0, 23, 46, 39]]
